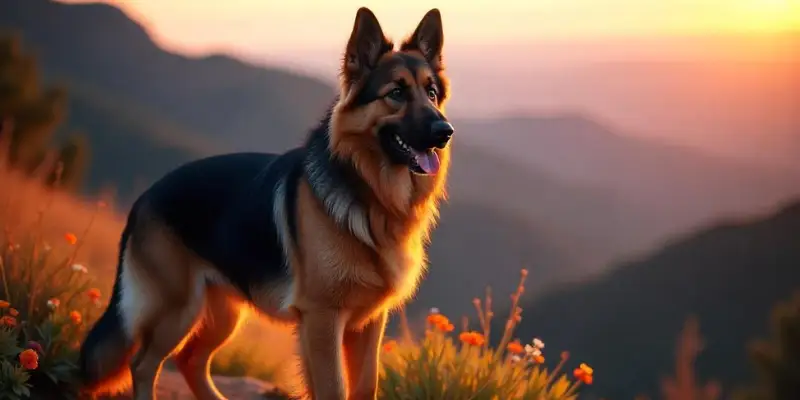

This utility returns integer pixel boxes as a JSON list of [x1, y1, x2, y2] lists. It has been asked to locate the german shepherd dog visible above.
[[78, 7, 453, 400]]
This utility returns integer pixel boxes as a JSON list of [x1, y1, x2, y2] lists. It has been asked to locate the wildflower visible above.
[[71, 263, 88, 273], [47, 298, 60, 310], [87, 288, 101, 303], [427, 313, 445, 326], [1, 316, 16, 327], [0, 300, 9, 309], [70, 311, 82, 325], [383, 340, 397, 353], [27, 341, 44, 354], [532, 354, 545, 364], [520, 269, 528, 277], [574, 363, 594, 385], [532, 338, 545, 349], [429, 307, 440, 314], [459, 331, 485, 347], [19, 349, 38, 370], [64, 232, 78, 245], [438, 322, 454, 332], [510, 355, 522, 364], [8, 308, 18, 317], [524, 344, 542, 357], [507, 339, 525, 354]]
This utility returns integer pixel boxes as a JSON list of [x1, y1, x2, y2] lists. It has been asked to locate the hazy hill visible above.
[[501, 200, 800, 399], [0, 0, 335, 153], [458, 114, 800, 232]]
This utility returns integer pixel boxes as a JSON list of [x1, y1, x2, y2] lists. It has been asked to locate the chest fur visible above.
[[292, 182, 427, 323]]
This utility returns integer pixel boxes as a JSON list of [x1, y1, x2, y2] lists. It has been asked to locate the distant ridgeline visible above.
[[0, 0, 335, 200], [500, 200, 800, 399]]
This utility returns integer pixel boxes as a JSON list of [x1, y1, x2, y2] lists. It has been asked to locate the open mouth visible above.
[[390, 133, 440, 175]]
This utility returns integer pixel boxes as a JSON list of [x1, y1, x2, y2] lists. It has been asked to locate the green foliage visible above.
[[734, 291, 800, 400], [379, 270, 590, 400], [0, 34, 89, 191]]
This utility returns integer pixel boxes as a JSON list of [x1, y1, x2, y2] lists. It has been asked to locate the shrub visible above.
[[0, 202, 107, 399], [378, 269, 592, 399]]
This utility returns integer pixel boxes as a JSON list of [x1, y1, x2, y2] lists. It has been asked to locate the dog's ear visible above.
[[401, 9, 444, 70], [343, 7, 392, 83]]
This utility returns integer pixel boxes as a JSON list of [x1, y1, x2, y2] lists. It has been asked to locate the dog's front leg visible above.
[[343, 310, 388, 400], [299, 309, 347, 400]]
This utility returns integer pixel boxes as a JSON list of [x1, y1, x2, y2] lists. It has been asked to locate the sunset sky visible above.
[[60, 0, 800, 58]]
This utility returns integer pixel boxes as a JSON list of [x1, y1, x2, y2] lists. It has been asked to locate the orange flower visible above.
[[383, 340, 397, 353], [533, 354, 545, 364], [64, 233, 78, 245], [70, 311, 82, 325], [1, 316, 16, 328], [427, 313, 454, 332], [0, 300, 9, 309], [8, 308, 18, 317], [19, 349, 38, 370], [87, 288, 101, 302], [574, 363, 594, 385], [427, 313, 446, 326], [459, 331, 486, 347], [507, 339, 524, 354]]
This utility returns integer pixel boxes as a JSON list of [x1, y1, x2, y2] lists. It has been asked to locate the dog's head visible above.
[[330, 7, 452, 177]]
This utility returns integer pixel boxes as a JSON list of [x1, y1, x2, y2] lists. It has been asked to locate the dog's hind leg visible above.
[[174, 285, 243, 400], [121, 227, 208, 400], [128, 275, 206, 400]]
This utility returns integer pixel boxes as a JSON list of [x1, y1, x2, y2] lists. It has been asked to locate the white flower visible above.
[[429, 307, 440, 314], [510, 355, 522, 363], [533, 338, 545, 349], [71, 263, 88, 273], [46, 299, 59, 309], [524, 344, 543, 358]]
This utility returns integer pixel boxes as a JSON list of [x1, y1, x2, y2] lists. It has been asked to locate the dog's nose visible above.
[[430, 120, 454, 148]]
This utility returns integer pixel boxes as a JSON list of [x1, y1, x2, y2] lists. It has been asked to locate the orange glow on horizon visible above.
[[56, 0, 799, 56]]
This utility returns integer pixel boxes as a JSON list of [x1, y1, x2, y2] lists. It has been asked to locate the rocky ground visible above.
[[103, 370, 295, 400]]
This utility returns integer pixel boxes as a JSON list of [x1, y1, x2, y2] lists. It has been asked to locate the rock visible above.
[[102, 370, 293, 399]]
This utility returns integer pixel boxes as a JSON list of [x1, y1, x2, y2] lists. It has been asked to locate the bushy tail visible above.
[[78, 206, 138, 395]]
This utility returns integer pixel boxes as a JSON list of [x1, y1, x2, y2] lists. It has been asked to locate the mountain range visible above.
[[501, 200, 800, 399]]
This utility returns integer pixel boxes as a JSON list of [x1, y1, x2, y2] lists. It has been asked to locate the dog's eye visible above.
[[387, 88, 404, 102], [427, 88, 438, 101]]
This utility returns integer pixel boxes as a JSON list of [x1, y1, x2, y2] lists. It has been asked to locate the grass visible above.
[[378, 269, 591, 400]]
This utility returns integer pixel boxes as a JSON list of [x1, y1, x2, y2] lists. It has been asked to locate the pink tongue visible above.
[[412, 149, 440, 174]]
